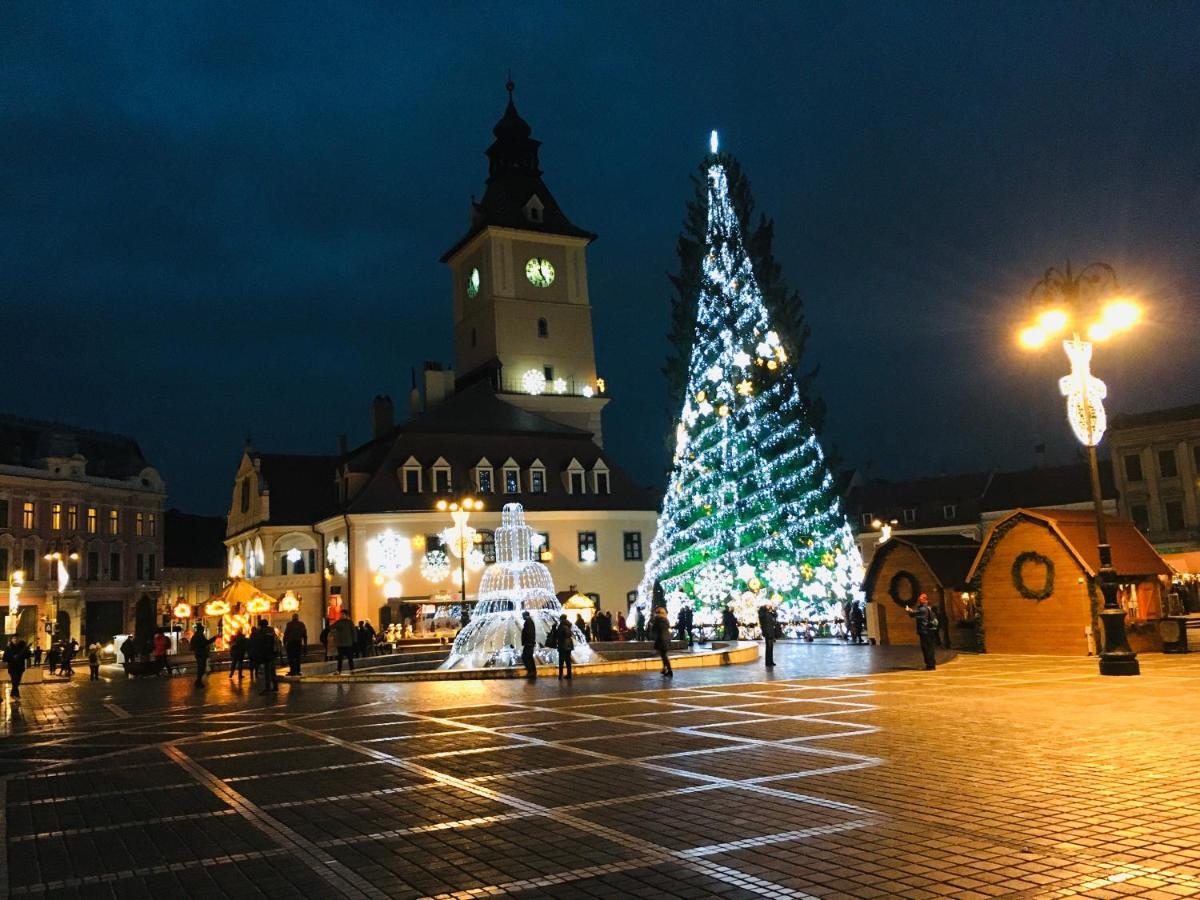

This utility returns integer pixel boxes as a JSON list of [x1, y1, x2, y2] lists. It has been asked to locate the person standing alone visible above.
[[332, 613, 356, 673], [758, 603, 780, 668], [283, 613, 307, 676], [550, 613, 574, 680], [4, 638, 30, 699], [905, 593, 939, 670], [652, 607, 673, 677], [520, 611, 537, 680], [190, 624, 217, 686]]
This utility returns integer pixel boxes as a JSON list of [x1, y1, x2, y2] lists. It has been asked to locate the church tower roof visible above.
[[441, 80, 595, 262]]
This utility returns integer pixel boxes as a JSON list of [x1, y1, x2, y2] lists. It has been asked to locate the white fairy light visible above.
[[553, 377, 567, 394], [367, 530, 412, 576], [419, 550, 450, 583], [522, 369, 547, 396]]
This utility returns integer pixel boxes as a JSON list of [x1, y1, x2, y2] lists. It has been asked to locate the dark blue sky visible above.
[[4, 2, 1198, 514]]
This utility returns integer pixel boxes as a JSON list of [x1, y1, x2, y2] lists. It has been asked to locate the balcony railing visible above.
[[497, 374, 606, 399]]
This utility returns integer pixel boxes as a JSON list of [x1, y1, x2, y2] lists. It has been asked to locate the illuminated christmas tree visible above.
[[639, 134, 863, 626]]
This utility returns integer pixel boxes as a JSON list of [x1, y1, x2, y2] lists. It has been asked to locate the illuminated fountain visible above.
[[441, 503, 594, 669]]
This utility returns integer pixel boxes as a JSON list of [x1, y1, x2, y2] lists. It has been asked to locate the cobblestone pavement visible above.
[[1, 643, 1198, 899]]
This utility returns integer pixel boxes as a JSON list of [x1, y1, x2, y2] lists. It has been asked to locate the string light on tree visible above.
[[638, 133, 864, 623]]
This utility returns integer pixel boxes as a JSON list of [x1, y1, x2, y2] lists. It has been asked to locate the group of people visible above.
[[571, 609, 628, 642], [2, 636, 104, 698]]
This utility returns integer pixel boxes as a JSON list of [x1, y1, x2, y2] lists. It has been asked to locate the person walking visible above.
[[283, 613, 307, 676], [848, 602, 866, 645], [87, 643, 101, 681], [551, 613, 574, 680], [253, 620, 279, 693], [332, 613, 356, 673], [652, 607, 673, 677], [520, 611, 537, 680], [61, 638, 78, 678], [681, 605, 694, 647], [721, 606, 739, 641], [189, 624, 217, 686], [758, 603, 780, 668], [4, 638, 30, 699], [46, 642, 61, 676], [905, 593, 940, 670], [228, 629, 248, 680], [32, 644, 43, 667], [152, 629, 172, 675]]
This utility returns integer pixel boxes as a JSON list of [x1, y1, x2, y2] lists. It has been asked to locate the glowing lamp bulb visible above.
[[1018, 325, 1046, 349], [1102, 299, 1141, 332], [1087, 322, 1113, 342], [710, 130, 719, 154]]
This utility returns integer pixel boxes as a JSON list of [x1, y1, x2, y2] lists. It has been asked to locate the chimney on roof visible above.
[[372, 395, 394, 439]]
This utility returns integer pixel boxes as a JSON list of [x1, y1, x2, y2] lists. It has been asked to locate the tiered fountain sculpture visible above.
[[441, 503, 595, 670]]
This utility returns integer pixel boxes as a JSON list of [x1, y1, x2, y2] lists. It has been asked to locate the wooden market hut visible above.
[[864, 535, 981, 650], [965, 508, 1171, 655]]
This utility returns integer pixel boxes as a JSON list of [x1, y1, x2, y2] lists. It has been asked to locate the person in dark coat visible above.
[[635, 606, 647, 642], [520, 611, 537, 680], [4, 638, 30, 699], [32, 644, 43, 667], [228, 629, 249, 680], [331, 614, 356, 673], [652, 607, 673, 677], [87, 643, 101, 681], [550, 613, 574, 680], [189, 624, 217, 686], [61, 639, 78, 678], [680, 606, 694, 647], [848, 602, 866, 644], [758, 604, 780, 668], [721, 606, 739, 641], [905, 593, 939, 670], [252, 620, 279, 693], [283, 614, 307, 676]]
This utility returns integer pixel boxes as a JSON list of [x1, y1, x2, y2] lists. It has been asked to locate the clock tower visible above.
[[441, 82, 609, 444]]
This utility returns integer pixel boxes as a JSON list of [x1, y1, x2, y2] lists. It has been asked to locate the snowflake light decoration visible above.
[[522, 369, 547, 396], [367, 530, 412, 576], [327, 539, 348, 576], [763, 560, 800, 593], [419, 550, 450, 583], [693, 563, 734, 604]]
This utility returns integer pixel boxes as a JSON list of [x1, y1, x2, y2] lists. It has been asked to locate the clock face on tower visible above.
[[525, 257, 556, 288], [466, 267, 480, 298]]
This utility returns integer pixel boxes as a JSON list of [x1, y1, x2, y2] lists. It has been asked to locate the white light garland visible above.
[[693, 563, 733, 604]]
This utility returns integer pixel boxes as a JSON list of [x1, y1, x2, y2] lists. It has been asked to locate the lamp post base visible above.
[[1097, 607, 1139, 677]]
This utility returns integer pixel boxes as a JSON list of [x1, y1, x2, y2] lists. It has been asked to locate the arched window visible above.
[[537, 318, 548, 338]]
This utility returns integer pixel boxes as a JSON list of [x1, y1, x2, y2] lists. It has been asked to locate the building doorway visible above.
[[85, 602, 123, 645]]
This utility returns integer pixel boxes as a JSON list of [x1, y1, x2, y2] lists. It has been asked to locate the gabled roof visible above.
[[1110, 403, 1200, 430], [966, 508, 1170, 581], [339, 385, 656, 515], [253, 453, 340, 525], [864, 535, 981, 596], [164, 509, 227, 569], [0, 413, 152, 480], [980, 463, 1114, 512]]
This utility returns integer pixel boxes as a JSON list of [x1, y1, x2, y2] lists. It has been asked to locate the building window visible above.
[[530, 467, 546, 493], [135, 512, 144, 536], [1124, 453, 1144, 483], [1165, 499, 1185, 532], [479, 530, 496, 564], [537, 532, 551, 560], [860, 512, 873, 527], [52, 503, 63, 530], [23, 548, 36, 579], [578, 531, 598, 563], [87, 551, 98, 581], [1159, 449, 1179, 478], [902, 508, 916, 524], [0, 498, 8, 527], [594, 471, 610, 494], [1129, 503, 1150, 532], [543, 365, 554, 382], [942, 504, 956, 520], [110, 551, 121, 581], [0, 548, 7, 581], [626, 589, 637, 608], [476, 468, 493, 493], [403, 467, 422, 493], [67, 505, 78, 531], [240, 478, 250, 513], [22, 501, 34, 529], [148, 553, 157, 580], [570, 472, 585, 494], [433, 467, 451, 493], [623, 531, 643, 561], [86, 507, 98, 534], [148, 513, 156, 537], [537, 318, 548, 338], [109, 509, 119, 535], [136, 553, 145, 581], [504, 468, 520, 493]]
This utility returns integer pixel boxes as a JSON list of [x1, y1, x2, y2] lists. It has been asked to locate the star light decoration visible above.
[[763, 560, 800, 592], [419, 550, 450, 583]]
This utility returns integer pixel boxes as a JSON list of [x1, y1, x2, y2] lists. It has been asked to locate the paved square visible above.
[[2, 645, 1199, 898]]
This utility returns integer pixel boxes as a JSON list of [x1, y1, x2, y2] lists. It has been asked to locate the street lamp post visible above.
[[436, 496, 484, 619], [1017, 262, 1141, 676]]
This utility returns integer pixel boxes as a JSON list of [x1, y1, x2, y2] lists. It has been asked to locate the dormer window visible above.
[[523, 194, 545, 223], [502, 458, 521, 494], [474, 458, 494, 494], [401, 456, 423, 493], [566, 458, 586, 495], [529, 459, 547, 494], [432, 457, 452, 494], [592, 465, 610, 495]]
